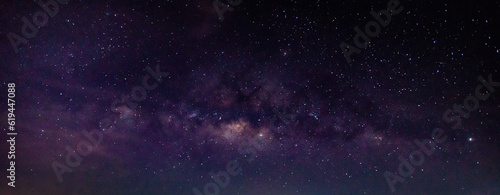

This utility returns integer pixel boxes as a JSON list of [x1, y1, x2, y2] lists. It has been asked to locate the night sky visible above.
[[1, 0, 500, 194]]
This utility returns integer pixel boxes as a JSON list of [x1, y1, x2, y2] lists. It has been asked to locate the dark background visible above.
[[0, 0, 499, 194]]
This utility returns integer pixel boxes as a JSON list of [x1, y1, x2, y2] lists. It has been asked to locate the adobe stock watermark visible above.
[[212, 0, 242, 21], [191, 101, 293, 195], [192, 107, 293, 195], [7, 0, 70, 54], [255, 85, 295, 129], [192, 79, 295, 194], [51, 64, 170, 183], [192, 134, 266, 195], [384, 73, 500, 193], [339, 0, 403, 63]]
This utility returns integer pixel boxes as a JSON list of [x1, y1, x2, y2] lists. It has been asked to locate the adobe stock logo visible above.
[[7, 0, 70, 54], [339, 0, 403, 63], [51, 64, 170, 183], [384, 73, 500, 193]]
